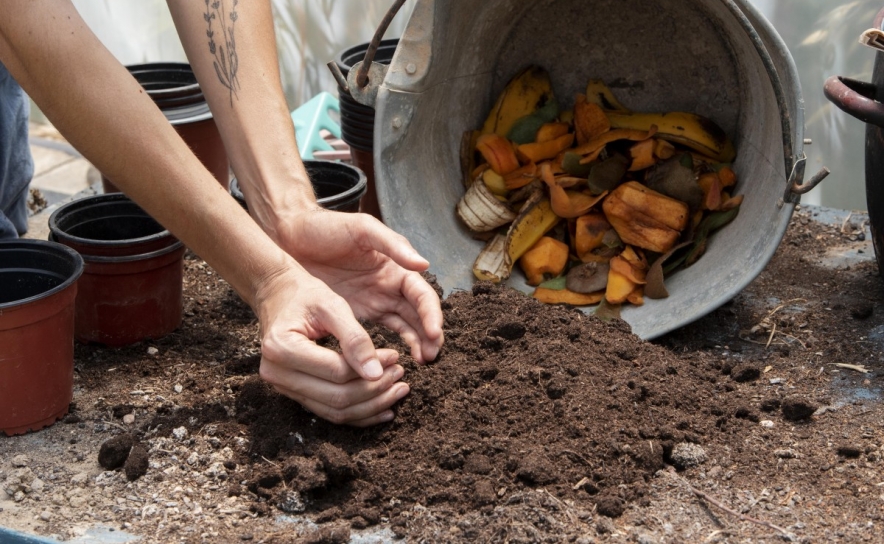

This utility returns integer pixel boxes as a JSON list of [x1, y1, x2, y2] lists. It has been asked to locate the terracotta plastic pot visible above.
[[0, 240, 83, 436], [102, 62, 229, 193], [49, 194, 185, 347], [230, 160, 367, 213], [334, 39, 399, 220]]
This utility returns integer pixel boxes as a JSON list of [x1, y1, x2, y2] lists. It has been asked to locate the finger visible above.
[[270, 362, 406, 411], [377, 314, 423, 362], [314, 297, 384, 380], [288, 381, 411, 426], [401, 272, 444, 361]]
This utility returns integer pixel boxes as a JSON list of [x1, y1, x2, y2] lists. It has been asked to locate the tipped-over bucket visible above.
[[372, 0, 811, 340]]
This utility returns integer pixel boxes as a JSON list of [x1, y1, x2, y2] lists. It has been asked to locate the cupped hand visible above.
[[273, 208, 444, 364], [254, 264, 411, 427]]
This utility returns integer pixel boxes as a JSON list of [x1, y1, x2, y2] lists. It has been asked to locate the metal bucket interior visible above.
[[374, 0, 804, 340]]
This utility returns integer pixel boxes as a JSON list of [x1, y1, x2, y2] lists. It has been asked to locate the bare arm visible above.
[[0, 0, 410, 426], [166, 0, 315, 241]]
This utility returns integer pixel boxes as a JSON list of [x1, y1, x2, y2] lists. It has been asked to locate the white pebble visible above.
[[760, 420, 775, 428], [147, 347, 159, 356], [174, 384, 183, 394], [123, 414, 135, 425], [11, 454, 30, 468], [172, 427, 188, 441]]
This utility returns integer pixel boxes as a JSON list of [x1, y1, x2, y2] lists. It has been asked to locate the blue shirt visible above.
[[0, 61, 33, 239]]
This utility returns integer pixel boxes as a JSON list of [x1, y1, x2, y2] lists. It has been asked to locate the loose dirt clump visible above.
[[2, 206, 884, 543]]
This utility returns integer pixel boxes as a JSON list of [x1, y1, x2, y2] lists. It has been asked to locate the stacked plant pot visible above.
[[334, 39, 399, 221], [102, 63, 229, 193], [231, 160, 367, 213], [49, 193, 186, 347]]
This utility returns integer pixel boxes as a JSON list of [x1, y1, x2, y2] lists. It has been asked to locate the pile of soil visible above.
[[2, 206, 883, 543]]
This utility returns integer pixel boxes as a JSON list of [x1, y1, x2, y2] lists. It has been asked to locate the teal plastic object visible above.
[[291, 92, 342, 160]]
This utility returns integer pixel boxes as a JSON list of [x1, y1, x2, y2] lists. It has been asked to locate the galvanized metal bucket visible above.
[[352, 0, 827, 340]]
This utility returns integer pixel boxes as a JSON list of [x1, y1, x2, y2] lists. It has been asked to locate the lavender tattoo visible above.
[[205, 0, 240, 105]]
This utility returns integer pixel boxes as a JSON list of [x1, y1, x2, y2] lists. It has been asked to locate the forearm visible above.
[[0, 0, 295, 308], [166, 0, 316, 242]]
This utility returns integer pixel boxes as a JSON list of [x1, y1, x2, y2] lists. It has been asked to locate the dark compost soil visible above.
[[3, 206, 884, 543]]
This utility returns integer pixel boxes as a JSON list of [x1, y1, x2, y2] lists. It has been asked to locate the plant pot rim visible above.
[[48, 193, 174, 251], [0, 240, 84, 311], [81, 239, 185, 265]]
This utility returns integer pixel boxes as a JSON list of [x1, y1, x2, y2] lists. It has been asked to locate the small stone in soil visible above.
[[669, 442, 708, 469]]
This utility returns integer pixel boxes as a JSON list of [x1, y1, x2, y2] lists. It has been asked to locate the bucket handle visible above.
[[326, 0, 407, 105]]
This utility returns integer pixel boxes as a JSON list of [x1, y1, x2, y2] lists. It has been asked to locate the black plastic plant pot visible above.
[[231, 160, 367, 213], [334, 39, 400, 151], [0, 240, 84, 436], [48, 193, 177, 257]]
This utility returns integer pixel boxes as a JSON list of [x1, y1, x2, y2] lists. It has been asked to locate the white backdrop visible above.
[[71, 0, 881, 211]]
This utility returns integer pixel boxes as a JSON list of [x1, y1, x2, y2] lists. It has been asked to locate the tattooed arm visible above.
[[167, 1, 444, 364], [0, 0, 415, 426]]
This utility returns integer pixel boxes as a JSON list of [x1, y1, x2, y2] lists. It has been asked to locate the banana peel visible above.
[[457, 176, 518, 232], [605, 110, 735, 163], [585, 79, 630, 112], [470, 196, 560, 283], [482, 65, 555, 138]]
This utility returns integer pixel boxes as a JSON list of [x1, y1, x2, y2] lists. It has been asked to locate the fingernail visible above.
[[395, 384, 410, 400], [392, 366, 405, 381], [380, 411, 395, 422], [363, 358, 383, 379]]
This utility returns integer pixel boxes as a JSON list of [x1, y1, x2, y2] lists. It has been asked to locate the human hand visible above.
[[254, 264, 411, 426], [272, 208, 444, 365]]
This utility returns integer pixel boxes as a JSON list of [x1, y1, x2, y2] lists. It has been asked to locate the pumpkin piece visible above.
[[718, 165, 737, 187], [654, 139, 676, 160], [697, 172, 722, 210], [626, 285, 645, 306], [533, 287, 604, 306], [609, 254, 647, 285], [573, 126, 657, 158], [574, 95, 611, 145], [608, 181, 689, 231], [519, 236, 570, 286], [535, 122, 570, 143], [604, 196, 680, 253], [619, 245, 648, 270], [542, 162, 606, 219], [517, 133, 575, 163], [605, 266, 636, 305], [628, 139, 657, 171], [476, 133, 520, 175], [503, 162, 539, 190], [721, 194, 744, 211], [574, 212, 612, 260]]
